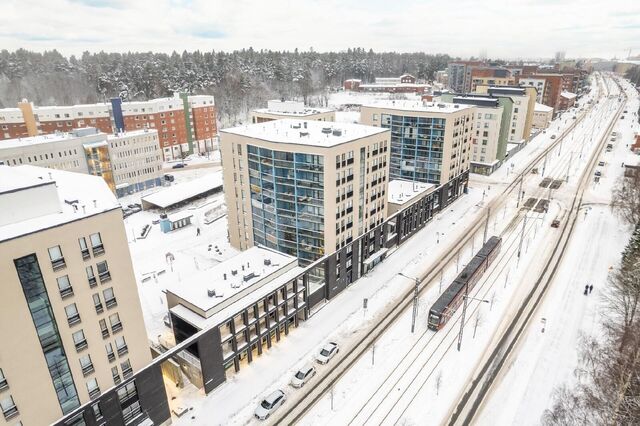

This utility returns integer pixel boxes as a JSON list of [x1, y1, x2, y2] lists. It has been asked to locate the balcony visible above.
[[82, 363, 95, 376], [346, 157, 354, 165], [92, 244, 105, 257], [113, 374, 122, 385], [81, 249, 91, 260], [95, 303, 104, 314], [105, 298, 118, 309], [99, 271, 111, 283], [59, 286, 74, 299], [107, 352, 116, 362], [122, 366, 133, 379], [75, 339, 88, 352], [111, 322, 123, 333], [346, 174, 354, 182], [2, 404, 18, 421], [67, 314, 81, 327], [88, 276, 97, 288], [88, 387, 101, 399], [51, 258, 66, 271], [117, 345, 128, 357], [0, 377, 7, 391]]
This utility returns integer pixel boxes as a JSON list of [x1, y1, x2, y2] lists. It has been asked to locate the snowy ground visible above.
[[475, 77, 640, 426], [167, 77, 614, 425]]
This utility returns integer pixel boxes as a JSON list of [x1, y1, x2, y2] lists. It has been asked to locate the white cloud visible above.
[[1, 0, 638, 59]]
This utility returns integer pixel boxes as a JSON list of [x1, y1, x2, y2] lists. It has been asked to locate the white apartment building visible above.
[[518, 77, 546, 103], [251, 100, 335, 124]]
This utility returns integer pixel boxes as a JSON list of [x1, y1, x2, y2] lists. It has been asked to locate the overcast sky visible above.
[[2, 0, 639, 59]]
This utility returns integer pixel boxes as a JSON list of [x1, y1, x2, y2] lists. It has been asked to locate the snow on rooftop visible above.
[[387, 179, 435, 205], [362, 100, 473, 114], [253, 100, 333, 116], [0, 165, 119, 242], [142, 172, 223, 209], [534, 103, 554, 112], [561, 91, 577, 99], [221, 119, 387, 147], [0, 128, 103, 149], [167, 246, 298, 316]]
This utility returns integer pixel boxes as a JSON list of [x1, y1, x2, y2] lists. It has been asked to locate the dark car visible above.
[[172, 163, 186, 169], [164, 174, 175, 182], [551, 219, 560, 228]]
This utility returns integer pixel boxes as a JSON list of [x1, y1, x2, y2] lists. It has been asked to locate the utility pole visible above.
[[456, 250, 460, 272], [518, 214, 528, 262], [399, 272, 420, 333], [457, 294, 489, 351], [516, 175, 524, 208], [483, 207, 491, 244], [439, 269, 443, 294], [566, 152, 573, 182], [542, 152, 547, 176]]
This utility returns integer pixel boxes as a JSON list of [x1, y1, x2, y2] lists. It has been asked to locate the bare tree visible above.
[[435, 370, 443, 396], [473, 310, 484, 339], [611, 171, 640, 226]]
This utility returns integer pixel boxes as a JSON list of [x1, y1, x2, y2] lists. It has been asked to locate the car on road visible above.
[[254, 390, 286, 420], [550, 134, 557, 139], [551, 219, 560, 228], [290, 365, 316, 388], [598, 161, 605, 167], [316, 342, 339, 364], [595, 170, 602, 177], [172, 163, 186, 169]]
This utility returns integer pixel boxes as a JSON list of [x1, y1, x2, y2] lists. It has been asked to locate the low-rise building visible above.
[[0, 165, 152, 426], [558, 91, 577, 110], [387, 179, 435, 215], [251, 100, 335, 123], [532, 103, 554, 129], [0, 128, 162, 197], [344, 74, 429, 93]]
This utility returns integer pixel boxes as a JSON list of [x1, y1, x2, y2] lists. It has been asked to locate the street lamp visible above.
[[457, 294, 489, 351], [399, 272, 420, 333], [436, 231, 440, 244]]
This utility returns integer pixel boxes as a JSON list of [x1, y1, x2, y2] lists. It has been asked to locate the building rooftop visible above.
[[0, 165, 120, 243], [166, 246, 298, 316], [221, 119, 387, 147], [362, 100, 473, 114], [253, 100, 333, 117], [534, 103, 554, 112], [387, 179, 435, 206], [560, 91, 577, 99], [107, 128, 158, 140], [142, 172, 223, 210], [0, 127, 103, 149]]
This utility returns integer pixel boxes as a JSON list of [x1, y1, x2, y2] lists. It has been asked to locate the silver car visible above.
[[291, 365, 316, 388], [254, 390, 286, 420], [316, 342, 339, 364]]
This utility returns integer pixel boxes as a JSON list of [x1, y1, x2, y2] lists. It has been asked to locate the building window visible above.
[[48, 245, 66, 270], [86, 265, 97, 287], [65, 303, 81, 326], [14, 254, 80, 414], [73, 329, 87, 352], [99, 319, 109, 339], [103, 288, 117, 309], [93, 294, 103, 314], [92, 403, 103, 422], [117, 381, 138, 405], [115, 336, 128, 356], [105, 343, 115, 362], [0, 395, 18, 420], [121, 359, 133, 378], [0, 369, 7, 390], [97, 261, 111, 283], [79, 237, 90, 259], [57, 275, 74, 298], [112, 366, 121, 385], [86, 378, 100, 399], [109, 313, 122, 333], [79, 355, 94, 376]]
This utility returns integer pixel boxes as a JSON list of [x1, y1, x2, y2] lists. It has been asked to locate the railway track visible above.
[[344, 76, 618, 425], [446, 75, 627, 426], [266, 74, 609, 426]]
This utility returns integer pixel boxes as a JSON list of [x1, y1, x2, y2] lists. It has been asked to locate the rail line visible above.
[[267, 73, 609, 425]]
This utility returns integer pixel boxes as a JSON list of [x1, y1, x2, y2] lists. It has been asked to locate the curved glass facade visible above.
[[247, 145, 324, 264]]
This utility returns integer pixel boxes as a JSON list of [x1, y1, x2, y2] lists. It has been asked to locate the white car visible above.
[[290, 365, 317, 388], [316, 342, 339, 364], [254, 390, 286, 420]]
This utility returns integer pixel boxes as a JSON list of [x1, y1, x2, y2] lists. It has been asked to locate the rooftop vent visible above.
[[437, 103, 446, 108], [300, 131, 309, 137], [264, 258, 271, 266], [243, 272, 256, 282], [231, 269, 238, 276], [321, 127, 333, 134], [207, 289, 216, 298], [292, 123, 301, 129], [332, 129, 343, 137]]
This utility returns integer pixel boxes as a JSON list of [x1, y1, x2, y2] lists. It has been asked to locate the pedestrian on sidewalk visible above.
[[196, 227, 201, 236], [584, 284, 589, 295], [589, 284, 594, 294]]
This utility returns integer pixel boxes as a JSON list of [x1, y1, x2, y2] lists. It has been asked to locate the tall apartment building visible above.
[[251, 100, 335, 123], [360, 100, 475, 185], [517, 73, 563, 111], [0, 93, 217, 161], [469, 67, 514, 92], [475, 86, 536, 143], [0, 165, 151, 426], [447, 61, 485, 93], [0, 128, 163, 197], [221, 119, 390, 264]]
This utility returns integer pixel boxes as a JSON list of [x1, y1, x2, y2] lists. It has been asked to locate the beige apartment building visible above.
[[360, 100, 475, 185], [0, 165, 151, 426], [475, 85, 537, 143], [532, 103, 554, 129], [251, 100, 335, 123], [220, 119, 390, 264]]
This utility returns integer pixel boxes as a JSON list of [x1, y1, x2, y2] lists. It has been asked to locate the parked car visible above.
[[172, 163, 186, 169], [164, 174, 175, 182], [595, 170, 602, 177], [290, 365, 316, 388], [598, 161, 605, 166], [254, 390, 286, 420], [550, 134, 557, 139], [551, 219, 560, 228], [316, 342, 339, 364]]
